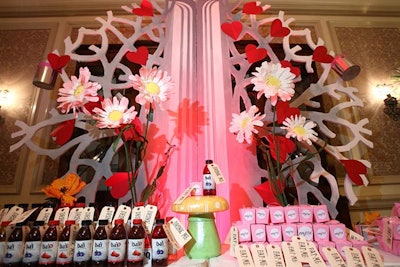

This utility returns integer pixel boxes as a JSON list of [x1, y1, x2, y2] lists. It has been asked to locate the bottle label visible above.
[[22, 241, 41, 263], [143, 246, 152, 267], [74, 239, 92, 262], [127, 238, 145, 262], [203, 174, 215, 190], [56, 240, 73, 264], [39, 240, 58, 264], [92, 239, 108, 262], [3, 241, 23, 263], [151, 238, 168, 260], [108, 239, 126, 263]]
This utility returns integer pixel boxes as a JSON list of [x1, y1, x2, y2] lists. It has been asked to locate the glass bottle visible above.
[[73, 220, 92, 267], [0, 221, 11, 264], [91, 220, 108, 267], [127, 219, 145, 267], [22, 220, 45, 267], [203, 159, 216, 196], [107, 219, 126, 267], [3, 222, 25, 267], [56, 220, 75, 267], [165, 217, 177, 262], [151, 219, 168, 267], [39, 220, 59, 267]]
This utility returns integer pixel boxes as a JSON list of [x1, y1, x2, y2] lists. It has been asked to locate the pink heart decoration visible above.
[[245, 44, 268, 63], [340, 160, 367, 186], [270, 19, 290, 37], [221, 21, 243, 40], [47, 53, 70, 73], [280, 60, 301, 77], [243, 2, 263, 15], [126, 46, 149, 65], [132, 0, 154, 16], [312, 46, 334, 63]]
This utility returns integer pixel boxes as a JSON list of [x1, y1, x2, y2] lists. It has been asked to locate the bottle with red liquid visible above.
[[127, 219, 145, 267], [165, 217, 177, 262], [91, 220, 109, 267], [39, 220, 59, 267], [151, 219, 168, 267], [3, 222, 24, 267], [203, 159, 216, 196], [22, 220, 45, 267], [0, 221, 11, 264], [73, 220, 92, 267], [56, 220, 75, 267], [107, 219, 126, 267]]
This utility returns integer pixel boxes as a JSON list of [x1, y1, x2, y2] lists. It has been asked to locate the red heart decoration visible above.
[[47, 53, 70, 73], [312, 46, 334, 63], [126, 46, 149, 65], [243, 2, 263, 15], [132, 0, 153, 16], [105, 172, 130, 198], [254, 180, 286, 206], [50, 119, 75, 146], [280, 60, 301, 77], [221, 21, 243, 40], [340, 160, 367, 186], [276, 101, 300, 124], [270, 19, 290, 37], [245, 44, 268, 63]]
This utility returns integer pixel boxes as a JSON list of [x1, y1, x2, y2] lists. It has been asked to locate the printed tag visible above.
[[361, 246, 384, 267], [208, 163, 226, 184], [143, 205, 158, 234], [173, 185, 195, 205], [291, 236, 310, 263], [54, 207, 70, 225], [165, 217, 192, 248], [113, 205, 131, 225], [346, 228, 364, 241], [307, 242, 327, 267], [343, 246, 366, 267], [230, 226, 239, 257], [12, 208, 38, 224], [322, 247, 346, 267], [0, 208, 9, 222], [99, 206, 115, 222], [131, 206, 145, 222], [382, 217, 393, 250], [2, 206, 24, 223], [235, 244, 255, 267], [281, 241, 302, 267], [266, 244, 285, 267], [68, 207, 84, 225], [250, 243, 268, 267], [81, 207, 95, 222], [37, 208, 54, 224], [163, 222, 180, 250]]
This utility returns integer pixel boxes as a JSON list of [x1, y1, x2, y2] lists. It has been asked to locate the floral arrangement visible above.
[[42, 173, 86, 206], [229, 61, 319, 206]]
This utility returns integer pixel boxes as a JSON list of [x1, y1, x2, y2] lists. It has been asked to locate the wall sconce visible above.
[[0, 89, 10, 125], [32, 60, 58, 90]]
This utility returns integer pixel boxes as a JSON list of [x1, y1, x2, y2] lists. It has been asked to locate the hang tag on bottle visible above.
[[143, 204, 158, 234], [173, 185, 195, 205], [321, 247, 346, 267], [291, 236, 310, 263], [382, 217, 393, 250], [208, 163, 226, 184], [131, 205, 145, 222], [37, 207, 54, 224], [113, 204, 131, 225], [164, 217, 192, 249], [99, 206, 115, 222], [343, 247, 366, 267], [235, 244, 255, 267], [281, 241, 302, 267], [2, 206, 25, 223], [230, 226, 239, 257], [307, 241, 327, 267], [54, 207, 70, 225], [266, 244, 285, 267], [68, 207, 84, 225], [11, 208, 39, 224], [250, 243, 268, 267], [0, 208, 9, 222], [361, 246, 384, 267], [81, 207, 95, 222]]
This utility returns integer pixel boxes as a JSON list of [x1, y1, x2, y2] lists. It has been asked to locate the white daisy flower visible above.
[[229, 105, 266, 144], [281, 114, 318, 145]]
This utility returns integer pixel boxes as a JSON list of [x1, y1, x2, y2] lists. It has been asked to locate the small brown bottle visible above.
[[107, 219, 126, 267], [91, 220, 108, 267], [73, 220, 92, 267], [151, 219, 168, 267], [22, 220, 45, 267], [3, 222, 24, 267], [127, 219, 146, 267], [56, 220, 75, 267], [39, 220, 59, 267], [0, 221, 11, 264], [203, 159, 216, 196]]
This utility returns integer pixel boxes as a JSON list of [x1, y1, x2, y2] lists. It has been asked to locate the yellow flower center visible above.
[[74, 84, 84, 96], [108, 110, 123, 121], [293, 126, 306, 137], [266, 75, 281, 88], [145, 82, 160, 95], [241, 117, 250, 129]]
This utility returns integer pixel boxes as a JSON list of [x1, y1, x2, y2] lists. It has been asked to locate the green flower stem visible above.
[[122, 134, 137, 205]]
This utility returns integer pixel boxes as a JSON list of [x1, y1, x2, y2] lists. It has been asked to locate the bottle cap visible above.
[[98, 219, 109, 226], [206, 159, 213, 164], [155, 219, 165, 224], [48, 220, 60, 226], [166, 217, 173, 223], [114, 219, 124, 225], [1, 221, 11, 227], [74, 203, 86, 208], [33, 220, 45, 226], [135, 202, 145, 207], [132, 219, 142, 224], [81, 220, 92, 226], [64, 220, 76, 226]]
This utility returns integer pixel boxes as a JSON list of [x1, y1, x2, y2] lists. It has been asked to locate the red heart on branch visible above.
[[221, 21, 243, 40], [50, 119, 75, 146], [312, 46, 334, 63], [243, 2, 263, 15], [276, 101, 300, 124], [270, 19, 290, 37], [47, 53, 70, 73], [245, 44, 268, 63], [126, 46, 149, 65], [132, 0, 153, 16], [280, 60, 300, 77], [340, 159, 367, 186], [254, 180, 285, 206], [105, 172, 130, 198]]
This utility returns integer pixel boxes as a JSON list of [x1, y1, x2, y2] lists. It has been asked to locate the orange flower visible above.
[[42, 173, 86, 205]]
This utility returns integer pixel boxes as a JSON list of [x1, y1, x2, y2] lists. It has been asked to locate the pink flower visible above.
[[229, 105, 266, 144]]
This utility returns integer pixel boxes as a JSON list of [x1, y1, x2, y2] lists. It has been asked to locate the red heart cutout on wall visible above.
[[126, 46, 149, 65], [312, 46, 334, 63], [47, 53, 70, 73], [245, 44, 267, 63], [132, 0, 154, 16], [221, 21, 243, 40], [280, 60, 300, 77], [340, 159, 367, 186], [243, 2, 263, 15], [276, 101, 300, 124], [50, 119, 75, 146], [270, 19, 290, 37]]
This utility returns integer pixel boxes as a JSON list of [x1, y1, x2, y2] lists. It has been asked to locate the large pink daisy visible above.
[[229, 105, 266, 144]]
